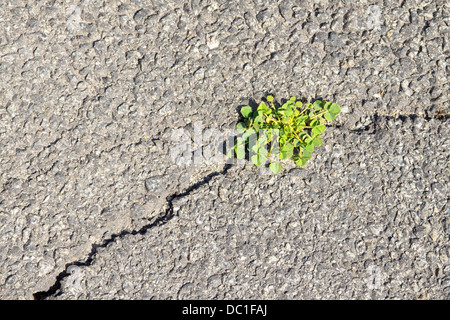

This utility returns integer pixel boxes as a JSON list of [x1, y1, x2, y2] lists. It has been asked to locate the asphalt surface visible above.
[[0, 0, 448, 299]]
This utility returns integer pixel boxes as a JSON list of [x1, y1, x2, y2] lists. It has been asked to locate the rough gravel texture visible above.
[[0, 0, 448, 299], [51, 118, 449, 300]]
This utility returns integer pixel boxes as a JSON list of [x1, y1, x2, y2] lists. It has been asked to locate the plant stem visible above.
[[292, 131, 302, 141], [297, 106, 308, 116], [304, 132, 313, 140], [310, 110, 327, 119]]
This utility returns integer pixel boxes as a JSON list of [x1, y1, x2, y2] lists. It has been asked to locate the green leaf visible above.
[[257, 135, 268, 148], [285, 105, 294, 116], [257, 103, 268, 112], [282, 142, 294, 151], [226, 147, 234, 158], [280, 143, 294, 159], [240, 106, 253, 118], [295, 101, 303, 108], [312, 136, 323, 146], [269, 162, 281, 174], [251, 154, 262, 166], [247, 135, 258, 146], [312, 124, 326, 137], [236, 137, 244, 146], [316, 125, 326, 133], [270, 122, 280, 130], [242, 127, 256, 139], [235, 145, 245, 159], [236, 122, 246, 133], [305, 144, 314, 152], [252, 115, 263, 131], [330, 103, 341, 115], [271, 146, 280, 156], [324, 102, 332, 110], [295, 158, 307, 166], [302, 150, 312, 160], [293, 139, 303, 147], [324, 112, 335, 122], [297, 120, 306, 127], [258, 146, 268, 156], [290, 96, 296, 102], [313, 100, 324, 111], [266, 95, 274, 103], [311, 128, 320, 139]]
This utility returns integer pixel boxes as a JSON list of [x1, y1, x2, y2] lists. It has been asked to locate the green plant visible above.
[[228, 95, 341, 173]]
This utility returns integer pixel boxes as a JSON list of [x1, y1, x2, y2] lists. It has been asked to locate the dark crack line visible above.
[[32, 163, 233, 300], [345, 111, 448, 134]]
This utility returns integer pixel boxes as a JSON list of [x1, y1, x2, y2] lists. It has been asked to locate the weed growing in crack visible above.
[[228, 95, 341, 173]]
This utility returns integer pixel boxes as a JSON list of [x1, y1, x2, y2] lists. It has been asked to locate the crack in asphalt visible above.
[[32, 163, 233, 300], [345, 111, 448, 134]]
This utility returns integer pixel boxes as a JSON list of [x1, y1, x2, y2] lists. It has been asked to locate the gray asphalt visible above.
[[0, 0, 448, 299]]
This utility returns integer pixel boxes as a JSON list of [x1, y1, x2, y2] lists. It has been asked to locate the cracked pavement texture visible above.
[[53, 118, 449, 299], [0, 0, 448, 299]]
